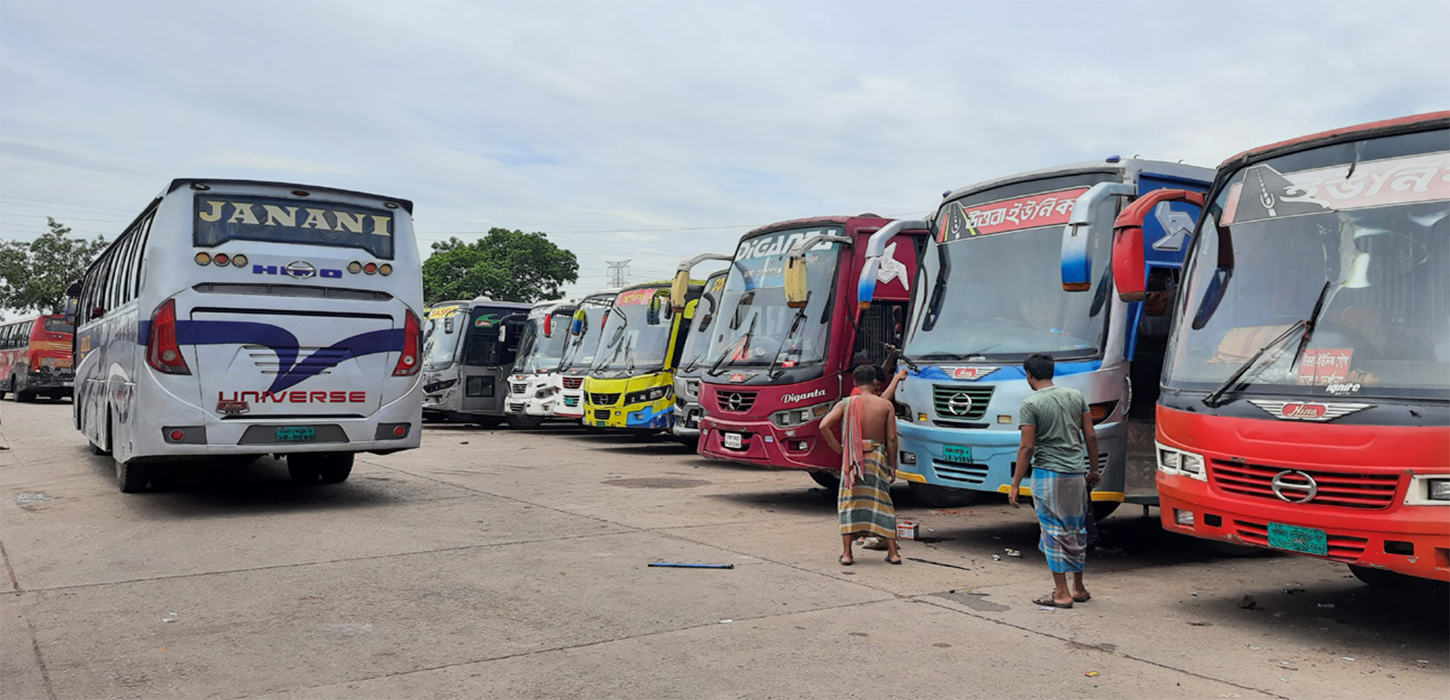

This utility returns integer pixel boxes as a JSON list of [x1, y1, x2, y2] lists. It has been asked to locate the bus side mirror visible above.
[[1113, 189, 1203, 302], [670, 271, 690, 313], [543, 314, 553, 337], [570, 309, 586, 335], [697, 312, 714, 332], [647, 295, 662, 325], [64, 297, 79, 325], [498, 325, 507, 343], [785, 257, 809, 309], [444, 316, 456, 334], [1063, 183, 1133, 292]]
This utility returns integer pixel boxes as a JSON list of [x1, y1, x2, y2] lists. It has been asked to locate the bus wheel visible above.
[[115, 459, 149, 493], [1091, 501, 1121, 521], [809, 471, 840, 490], [288, 453, 353, 484], [15, 390, 35, 403], [506, 415, 544, 430], [1348, 564, 1428, 590], [907, 481, 979, 508], [473, 417, 504, 429], [317, 453, 354, 484]]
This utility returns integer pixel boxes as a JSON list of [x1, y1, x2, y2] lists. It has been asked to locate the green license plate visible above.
[[942, 445, 972, 463], [1267, 522, 1328, 556], [275, 426, 317, 442]]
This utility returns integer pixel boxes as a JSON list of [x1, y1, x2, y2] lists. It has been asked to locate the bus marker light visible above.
[[213, 253, 229, 266], [290, 190, 310, 197], [365, 263, 378, 275], [348, 261, 363, 274], [379, 264, 393, 276], [393, 425, 407, 437], [194, 252, 211, 265], [169, 429, 185, 441], [232, 254, 248, 267]]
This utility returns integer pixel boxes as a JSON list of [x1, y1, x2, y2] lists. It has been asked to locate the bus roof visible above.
[[740, 215, 889, 241], [941, 158, 1213, 202], [1217, 110, 1450, 172], [165, 178, 415, 213]]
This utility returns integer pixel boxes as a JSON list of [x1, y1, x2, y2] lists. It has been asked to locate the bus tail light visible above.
[[194, 252, 212, 266], [365, 263, 378, 275], [394, 310, 422, 376], [213, 253, 230, 266], [348, 261, 363, 274], [231, 254, 248, 267], [379, 264, 393, 276], [147, 299, 191, 375]]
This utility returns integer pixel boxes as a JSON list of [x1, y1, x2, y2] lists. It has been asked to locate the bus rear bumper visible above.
[[133, 403, 422, 459], [1160, 475, 1450, 582]]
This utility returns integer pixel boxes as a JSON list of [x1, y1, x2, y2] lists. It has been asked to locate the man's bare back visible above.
[[851, 392, 894, 443]]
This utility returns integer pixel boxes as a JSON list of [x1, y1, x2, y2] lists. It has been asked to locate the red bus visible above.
[[1112, 111, 1449, 585], [0, 314, 75, 401], [695, 216, 929, 485]]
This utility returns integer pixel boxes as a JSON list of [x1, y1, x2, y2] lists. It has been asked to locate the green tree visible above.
[[0, 218, 108, 314], [422, 228, 578, 305]]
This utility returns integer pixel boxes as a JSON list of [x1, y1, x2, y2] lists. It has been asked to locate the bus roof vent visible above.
[[473, 295, 493, 302]]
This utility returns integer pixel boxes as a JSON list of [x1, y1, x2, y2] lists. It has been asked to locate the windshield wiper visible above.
[[884, 343, 920, 373], [624, 335, 636, 373], [767, 309, 808, 379], [1289, 280, 1333, 371], [1201, 321, 1304, 408], [707, 315, 757, 377]]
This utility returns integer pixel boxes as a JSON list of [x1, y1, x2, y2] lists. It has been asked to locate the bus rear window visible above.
[[193, 194, 395, 259], [44, 318, 74, 334]]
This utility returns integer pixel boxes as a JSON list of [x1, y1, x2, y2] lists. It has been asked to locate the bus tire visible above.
[[473, 417, 504, 429], [317, 453, 354, 484], [1348, 564, 1429, 590], [907, 481, 979, 508], [115, 459, 149, 493], [1091, 501, 1121, 521], [15, 390, 35, 403], [809, 470, 840, 490], [506, 414, 544, 430]]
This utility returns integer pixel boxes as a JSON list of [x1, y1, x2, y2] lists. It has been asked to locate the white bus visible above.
[[505, 297, 576, 427], [69, 179, 424, 492]]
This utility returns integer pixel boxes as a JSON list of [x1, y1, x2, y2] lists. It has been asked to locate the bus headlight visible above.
[[1431, 480, 1450, 501], [769, 401, 833, 428], [625, 386, 670, 405], [535, 387, 556, 399], [1156, 442, 1207, 482], [1407, 475, 1450, 505]]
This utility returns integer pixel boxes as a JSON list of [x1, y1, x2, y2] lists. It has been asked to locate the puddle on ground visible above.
[[603, 478, 710, 489]]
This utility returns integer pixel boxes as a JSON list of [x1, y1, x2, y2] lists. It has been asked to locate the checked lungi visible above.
[[1033, 468, 1088, 573], [838, 439, 897, 539]]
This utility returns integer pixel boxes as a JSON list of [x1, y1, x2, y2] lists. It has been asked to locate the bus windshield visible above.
[[513, 311, 572, 374], [461, 306, 526, 367], [680, 274, 727, 374], [594, 288, 672, 373], [423, 306, 465, 370], [559, 296, 614, 371], [704, 228, 842, 373], [1166, 131, 1450, 400], [907, 181, 1115, 361]]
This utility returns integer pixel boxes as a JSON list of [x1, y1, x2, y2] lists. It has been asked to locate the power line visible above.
[[605, 260, 631, 288], [0, 194, 136, 213]]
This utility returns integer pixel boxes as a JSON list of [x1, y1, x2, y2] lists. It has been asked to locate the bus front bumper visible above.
[[584, 400, 675, 430], [895, 420, 1125, 501], [698, 415, 833, 471]]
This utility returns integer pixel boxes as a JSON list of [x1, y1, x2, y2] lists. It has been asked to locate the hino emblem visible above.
[[283, 260, 317, 279], [946, 392, 974, 416], [1248, 400, 1373, 422], [1271, 470, 1318, 504], [726, 392, 744, 411]]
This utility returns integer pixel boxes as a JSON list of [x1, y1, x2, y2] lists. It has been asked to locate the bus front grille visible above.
[[589, 393, 621, 406], [932, 385, 993, 422]]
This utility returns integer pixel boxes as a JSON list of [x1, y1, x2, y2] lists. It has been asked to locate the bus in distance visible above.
[[555, 289, 618, 422], [0, 314, 74, 401], [671, 270, 729, 446], [505, 298, 577, 427], [421, 298, 532, 427], [881, 159, 1213, 512], [1112, 112, 1450, 585], [69, 179, 424, 492], [696, 216, 928, 486], [583, 278, 705, 433]]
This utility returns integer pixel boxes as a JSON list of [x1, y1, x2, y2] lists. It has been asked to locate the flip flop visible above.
[[886, 555, 902, 565], [1073, 592, 1092, 603], [839, 555, 853, 567], [1033, 594, 1073, 609]]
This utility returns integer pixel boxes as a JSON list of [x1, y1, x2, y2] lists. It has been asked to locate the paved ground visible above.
[[0, 399, 1446, 699]]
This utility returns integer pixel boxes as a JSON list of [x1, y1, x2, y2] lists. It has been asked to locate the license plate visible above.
[[723, 432, 743, 449], [1267, 522, 1328, 556], [564, 397, 578, 406], [942, 444, 972, 463], [275, 426, 317, 442]]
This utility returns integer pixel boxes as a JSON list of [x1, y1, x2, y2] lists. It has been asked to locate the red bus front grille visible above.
[[1210, 460, 1399, 510], [562, 377, 584, 389], [1232, 520, 1368, 562]]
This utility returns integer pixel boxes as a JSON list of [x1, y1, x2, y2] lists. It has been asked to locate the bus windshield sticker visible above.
[[428, 306, 462, 320], [615, 288, 656, 306], [194, 194, 395, 259], [937, 187, 1088, 243], [1222, 151, 1450, 225], [1297, 348, 1353, 386]]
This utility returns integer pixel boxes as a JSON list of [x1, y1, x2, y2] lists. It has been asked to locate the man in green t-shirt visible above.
[[1009, 353, 1100, 608]]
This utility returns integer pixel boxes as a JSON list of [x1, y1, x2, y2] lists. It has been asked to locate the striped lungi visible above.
[[1032, 468, 1088, 573], [839, 440, 896, 538]]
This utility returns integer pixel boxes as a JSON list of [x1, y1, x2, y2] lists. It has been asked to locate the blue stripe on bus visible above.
[[910, 360, 1101, 382], [140, 319, 406, 393]]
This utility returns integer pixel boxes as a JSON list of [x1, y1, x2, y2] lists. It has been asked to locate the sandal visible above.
[[886, 555, 902, 565], [839, 555, 853, 567], [1033, 594, 1073, 609], [1073, 592, 1092, 603]]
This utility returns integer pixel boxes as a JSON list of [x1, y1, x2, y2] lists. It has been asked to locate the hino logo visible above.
[[252, 261, 343, 279], [1271, 470, 1318, 503], [781, 388, 827, 404], [946, 392, 974, 416], [1249, 400, 1373, 422]]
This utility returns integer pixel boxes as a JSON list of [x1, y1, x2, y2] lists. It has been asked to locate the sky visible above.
[[1, 0, 1447, 296]]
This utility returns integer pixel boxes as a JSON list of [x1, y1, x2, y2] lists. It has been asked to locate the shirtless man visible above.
[[821, 365, 902, 565]]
